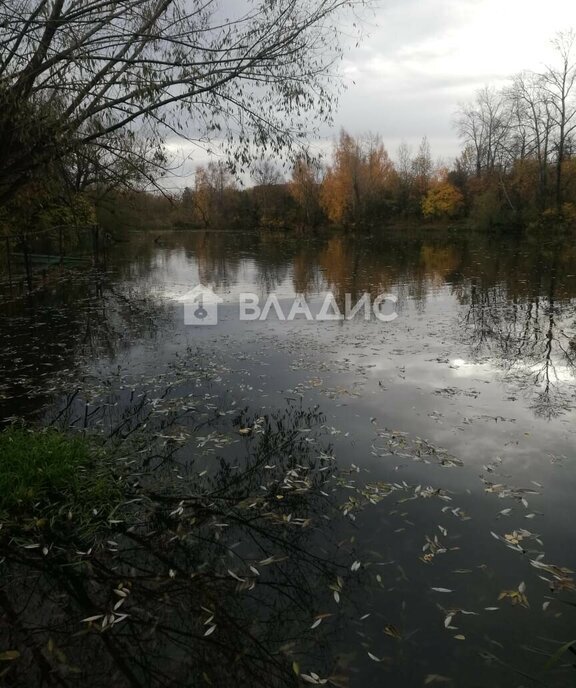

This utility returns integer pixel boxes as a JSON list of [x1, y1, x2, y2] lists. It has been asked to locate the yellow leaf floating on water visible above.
[[504, 532, 524, 545], [384, 624, 402, 640], [498, 587, 529, 608]]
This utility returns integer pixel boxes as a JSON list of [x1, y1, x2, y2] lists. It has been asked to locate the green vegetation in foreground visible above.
[[0, 427, 121, 531]]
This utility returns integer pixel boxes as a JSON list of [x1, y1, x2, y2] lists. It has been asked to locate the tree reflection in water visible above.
[[0, 403, 363, 687], [461, 247, 576, 419]]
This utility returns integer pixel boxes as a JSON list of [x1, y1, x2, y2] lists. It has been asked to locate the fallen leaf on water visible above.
[[425, 675, 451, 685], [81, 614, 104, 624], [367, 652, 385, 662], [498, 589, 529, 608], [301, 673, 328, 685], [384, 624, 402, 640]]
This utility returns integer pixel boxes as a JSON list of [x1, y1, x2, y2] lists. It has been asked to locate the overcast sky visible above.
[[164, 0, 575, 189], [331, 0, 574, 158]]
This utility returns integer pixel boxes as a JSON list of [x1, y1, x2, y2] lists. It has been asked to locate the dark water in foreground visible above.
[[1, 228, 576, 687]]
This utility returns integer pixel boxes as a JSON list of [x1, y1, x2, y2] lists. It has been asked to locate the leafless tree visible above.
[[508, 72, 554, 208], [252, 159, 283, 187], [411, 136, 433, 196], [541, 30, 576, 209], [456, 87, 513, 177]]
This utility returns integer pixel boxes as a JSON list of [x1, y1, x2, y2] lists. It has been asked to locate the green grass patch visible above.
[[0, 427, 122, 533]]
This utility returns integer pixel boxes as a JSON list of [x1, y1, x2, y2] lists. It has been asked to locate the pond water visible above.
[[1, 228, 576, 687]]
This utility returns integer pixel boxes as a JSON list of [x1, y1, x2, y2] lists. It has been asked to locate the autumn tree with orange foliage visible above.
[[320, 130, 396, 226]]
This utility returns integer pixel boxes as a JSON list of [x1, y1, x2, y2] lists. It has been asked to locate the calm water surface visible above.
[[1, 228, 576, 687]]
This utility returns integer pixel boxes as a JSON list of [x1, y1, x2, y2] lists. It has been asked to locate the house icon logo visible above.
[[179, 285, 223, 326]]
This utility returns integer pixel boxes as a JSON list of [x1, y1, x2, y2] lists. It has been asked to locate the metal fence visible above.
[[0, 224, 105, 294]]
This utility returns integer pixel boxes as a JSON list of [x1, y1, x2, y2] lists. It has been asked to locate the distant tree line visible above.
[[161, 29, 576, 232], [102, 131, 463, 232], [108, 23, 576, 235]]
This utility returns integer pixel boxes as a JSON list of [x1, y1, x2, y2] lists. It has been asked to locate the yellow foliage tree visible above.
[[421, 182, 464, 219]]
